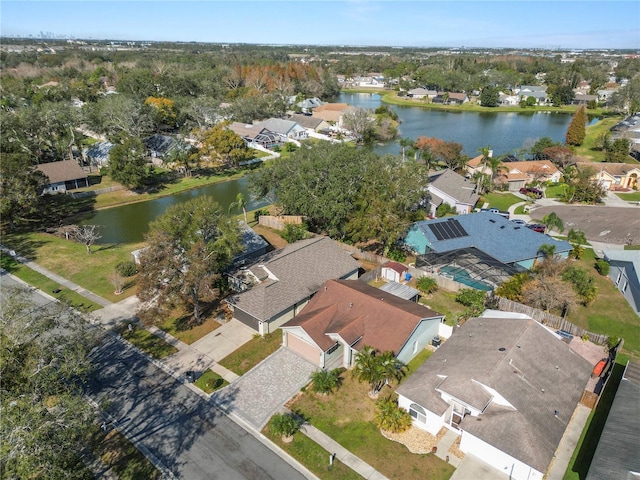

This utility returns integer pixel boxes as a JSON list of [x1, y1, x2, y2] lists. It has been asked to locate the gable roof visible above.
[[289, 114, 325, 130], [397, 315, 592, 473], [586, 362, 640, 480], [406, 212, 572, 264], [603, 250, 640, 283], [500, 160, 559, 177], [35, 160, 87, 184], [228, 237, 360, 322], [576, 162, 640, 177], [382, 261, 407, 274], [282, 279, 441, 353], [428, 169, 479, 206], [379, 281, 420, 301], [254, 118, 301, 136], [313, 103, 351, 113]]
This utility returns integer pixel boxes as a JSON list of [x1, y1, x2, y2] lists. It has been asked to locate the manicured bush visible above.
[[115, 260, 137, 277], [269, 413, 302, 441], [309, 369, 341, 394], [375, 396, 412, 433], [279, 223, 308, 243], [595, 259, 610, 276]]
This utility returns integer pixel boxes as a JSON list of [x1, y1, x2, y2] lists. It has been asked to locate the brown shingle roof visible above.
[[283, 279, 442, 353], [35, 160, 87, 184], [576, 162, 640, 176], [313, 103, 350, 112]]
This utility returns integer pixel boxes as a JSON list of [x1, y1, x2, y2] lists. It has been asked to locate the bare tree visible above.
[[107, 271, 125, 295], [342, 107, 375, 144], [71, 225, 102, 254]]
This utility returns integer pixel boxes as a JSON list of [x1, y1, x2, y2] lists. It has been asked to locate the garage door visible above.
[[286, 333, 320, 365], [233, 308, 260, 331]]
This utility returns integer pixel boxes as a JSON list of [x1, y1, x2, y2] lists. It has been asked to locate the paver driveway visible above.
[[214, 347, 318, 429]]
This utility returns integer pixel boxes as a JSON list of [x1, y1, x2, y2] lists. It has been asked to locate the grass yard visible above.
[[218, 331, 282, 375], [193, 369, 229, 394], [419, 288, 467, 325], [480, 192, 522, 211], [89, 424, 161, 480], [563, 356, 628, 480], [289, 372, 455, 480], [115, 323, 178, 359], [1, 252, 101, 313], [545, 184, 568, 198], [574, 116, 625, 163], [616, 191, 640, 202], [566, 252, 640, 360], [404, 348, 434, 377], [159, 311, 223, 345], [2, 231, 142, 303], [262, 429, 363, 480]]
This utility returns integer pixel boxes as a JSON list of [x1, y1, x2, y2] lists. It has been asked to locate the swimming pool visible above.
[[440, 266, 493, 291]]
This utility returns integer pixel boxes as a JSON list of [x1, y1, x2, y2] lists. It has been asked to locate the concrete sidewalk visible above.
[[545, 404, 591, 480]]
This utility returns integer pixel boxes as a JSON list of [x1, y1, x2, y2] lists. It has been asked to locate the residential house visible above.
[[433, 92, 469, 105], [498, 91, 520, 106], [226, 236, 360, 335], [407, 88, 438, 100], [227, 122, 281, 150], [603, 250, 640, 316], [465, 151, 493, 178], [381, 261, 408, 283], [233, 222, 270, 266], [36, 160, 89, 194], [289, 113, 331, 134], [576, 162, 640, 190], [496, 160, 561, 191], [572, 92, 598, 105], [352, 74, 385, 88], [586, 361, 640, 480], [254, 118, 308, 142], [515, 85, 548, 105], [396, 314, 593, 480], [312, 103, 356, 128], [84, 141, 114, 167], [427, 169, 479, 216], [281, 279, 443, 369], [405, 212, 573, 271], [145, 134, 177, 160]]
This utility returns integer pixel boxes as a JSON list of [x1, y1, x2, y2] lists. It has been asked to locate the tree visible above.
[[479, 86, 500, 107], [529, 137, 559, 160], [375, 396, 412, 433], [487, 155, 504, 185], [352, 346, 406, 399], [605, 138, 631, 163], [137, 196, 242, 323], [0, 153, 47, 230], [309, 369, 341, 395], [415, 276, 438, 294], [542, 146, 575, 169], [108, 136, 152, 189], [341, 107, 375, 145], [144, 96, 177, 130], [1, 285, 98, 479], [107, 270, 125, 295], [397, 137, 415, 163], [228, 192, 248, 223], [415, 136, 467, 171], [561, 165, 607, 204], [83, 94, 153, 141], [494, 272, 532, 302], [522, 275, 578, 314], [551, 85, 575, 106], [71, 224, 102, 254], [565, 106, 587, 146], [541, 212, 564, 234], [196, 123, 251, 166], [567, 229, 587, 245], [269, 413, 302, 443]]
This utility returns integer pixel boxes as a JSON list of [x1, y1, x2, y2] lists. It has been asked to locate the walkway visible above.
[[545, 404, 592, 480]]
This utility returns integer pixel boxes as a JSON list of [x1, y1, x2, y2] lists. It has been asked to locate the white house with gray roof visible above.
[[254, 118, 308, 142], [603, 250, 640, 316], [427, 169, 480, 216], [226, 236, 360, 335], [396, 313, 593, 480]]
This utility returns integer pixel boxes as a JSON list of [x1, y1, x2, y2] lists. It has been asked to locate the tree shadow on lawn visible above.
[[0, 234, 47, 262]]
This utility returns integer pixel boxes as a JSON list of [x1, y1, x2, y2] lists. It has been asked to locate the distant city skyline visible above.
[[2, 1, 639, 50]]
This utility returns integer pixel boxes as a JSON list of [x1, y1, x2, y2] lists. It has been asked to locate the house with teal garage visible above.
[[404, 212, 572, 288]]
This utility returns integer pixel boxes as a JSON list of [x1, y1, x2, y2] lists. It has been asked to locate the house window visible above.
[[409, 403, 426, 424], [412, 340, 418, 354], [616, 271, 622, 285], [622, 280, 628, 293]]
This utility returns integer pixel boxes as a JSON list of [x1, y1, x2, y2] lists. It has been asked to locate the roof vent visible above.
[[514, 227, 521, 230], [489, 219, 496, 223], [500, 226, 506, 229], [498, 347, 506, 351], [349, 302, 353, 308]]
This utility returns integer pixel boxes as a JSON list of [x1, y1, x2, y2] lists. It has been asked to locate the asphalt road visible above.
[[1, 274, 308, 480]]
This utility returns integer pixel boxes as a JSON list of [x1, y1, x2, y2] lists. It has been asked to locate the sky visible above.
[[1, 1, 639, 50]]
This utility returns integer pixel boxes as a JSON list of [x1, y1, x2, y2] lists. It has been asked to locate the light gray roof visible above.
[[586, 362, 640, 480], [428, 169, 480, 206], [228, 236, 360, 322], [233, 222, 269, 264], [603, 250, 640, 280], [254, 118, 300, 136], [379, 281, 420, 301], [84, 141, 114, 162], [397, 316, 592, 473], [289, 114, 324, 130]]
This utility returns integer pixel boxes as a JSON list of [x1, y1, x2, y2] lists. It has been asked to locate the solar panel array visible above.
[[427, 219, 469, 241]]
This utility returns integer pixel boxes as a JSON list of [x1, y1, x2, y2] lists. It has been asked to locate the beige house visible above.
[[312, 103, 355, 127], [576, 162, 640, 190], [497, 160, 561, 191]]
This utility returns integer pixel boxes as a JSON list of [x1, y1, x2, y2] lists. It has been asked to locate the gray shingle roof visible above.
[[35, 160, 87, 184], [428, 169, 480, 206], [228, 237, 360, 322], [407, 212, 573, 264], [289, 114, 324, 130], [586, 362, 640, 480], [254, 118, 299, 136], [397, 316, 592, 473]]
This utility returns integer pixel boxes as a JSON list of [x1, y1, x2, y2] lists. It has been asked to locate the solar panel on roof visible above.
[[427, 218, 468, 241]]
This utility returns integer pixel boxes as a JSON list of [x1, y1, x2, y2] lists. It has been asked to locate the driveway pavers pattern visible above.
[[214, 347, 318, 429]]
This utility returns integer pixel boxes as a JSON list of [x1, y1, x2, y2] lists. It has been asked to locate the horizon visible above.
[[1, 1, 639, 50]]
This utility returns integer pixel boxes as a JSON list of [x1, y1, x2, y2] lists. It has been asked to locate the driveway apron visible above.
[[214, 347, 318, 430]]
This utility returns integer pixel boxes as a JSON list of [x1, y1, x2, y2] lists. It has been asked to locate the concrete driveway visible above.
[[192, 319, 256, 361], [214, 347, 318, 430], [450, 454, 509, 480]]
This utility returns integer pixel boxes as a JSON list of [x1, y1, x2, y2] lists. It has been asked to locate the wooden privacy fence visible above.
[[258, 215, 305, 230], [491, 294, 609, 345]]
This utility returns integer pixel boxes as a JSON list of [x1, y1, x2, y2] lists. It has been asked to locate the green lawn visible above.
[[404, 348, 434, 377], [290, 372, 455, 480], [159, 312, 223, 345], [573, 115, 625, 163], [115, 324, 178, 359], [193, 369, 229, 394], [545, 184, 568, 198], [563, 356, 628, 480], [262, 429, 362, 480], [1, 252, 101, 313], [2, 231, 142, 303], [480, 192, 522, 211], [419, 289, 467, 325], [218, 331, 282, 375], [616, 192, 640, 202]]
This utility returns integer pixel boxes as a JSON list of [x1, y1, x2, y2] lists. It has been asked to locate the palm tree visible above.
[[269, 413, 302, 443], [309, 369, 341, 395], [541, 212, 565, 234], [375, 396, 412, 433], [378, 350, 407, 387], [228, 192, 248, 223], [352, 346, 386, 398], [487, 156, 504, 184], [397, 137, 415, 163], [476, 145, 492, 193]]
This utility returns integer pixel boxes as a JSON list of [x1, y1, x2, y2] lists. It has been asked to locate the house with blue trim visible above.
[[405, 212, 572, 271]]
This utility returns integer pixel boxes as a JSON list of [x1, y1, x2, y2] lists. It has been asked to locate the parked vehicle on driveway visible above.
[[526, 223, 545, 233], [520, 187, 543, 198]]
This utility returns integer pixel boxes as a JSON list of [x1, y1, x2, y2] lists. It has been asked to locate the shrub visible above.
[[375, 396, 412, 433], [562, 265, 598, 305], [455, 288, 486, 308], [386, 246, 406, 262], [309, 369, 341, 394], [435, 203, 457, 218], [115, 260, 137, 277], [595, 259, 610, 276], [269, 413, 301, 440], [569, 244, 585, 260], [416, 276, 438, 294], [279, 223, 308, 243], [253, 208, 269, 223], [494, 272, 531, 302]]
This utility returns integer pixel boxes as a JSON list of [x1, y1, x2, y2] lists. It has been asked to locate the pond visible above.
[[338, 92, 577, 157], [86, 176, 268, 245]]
